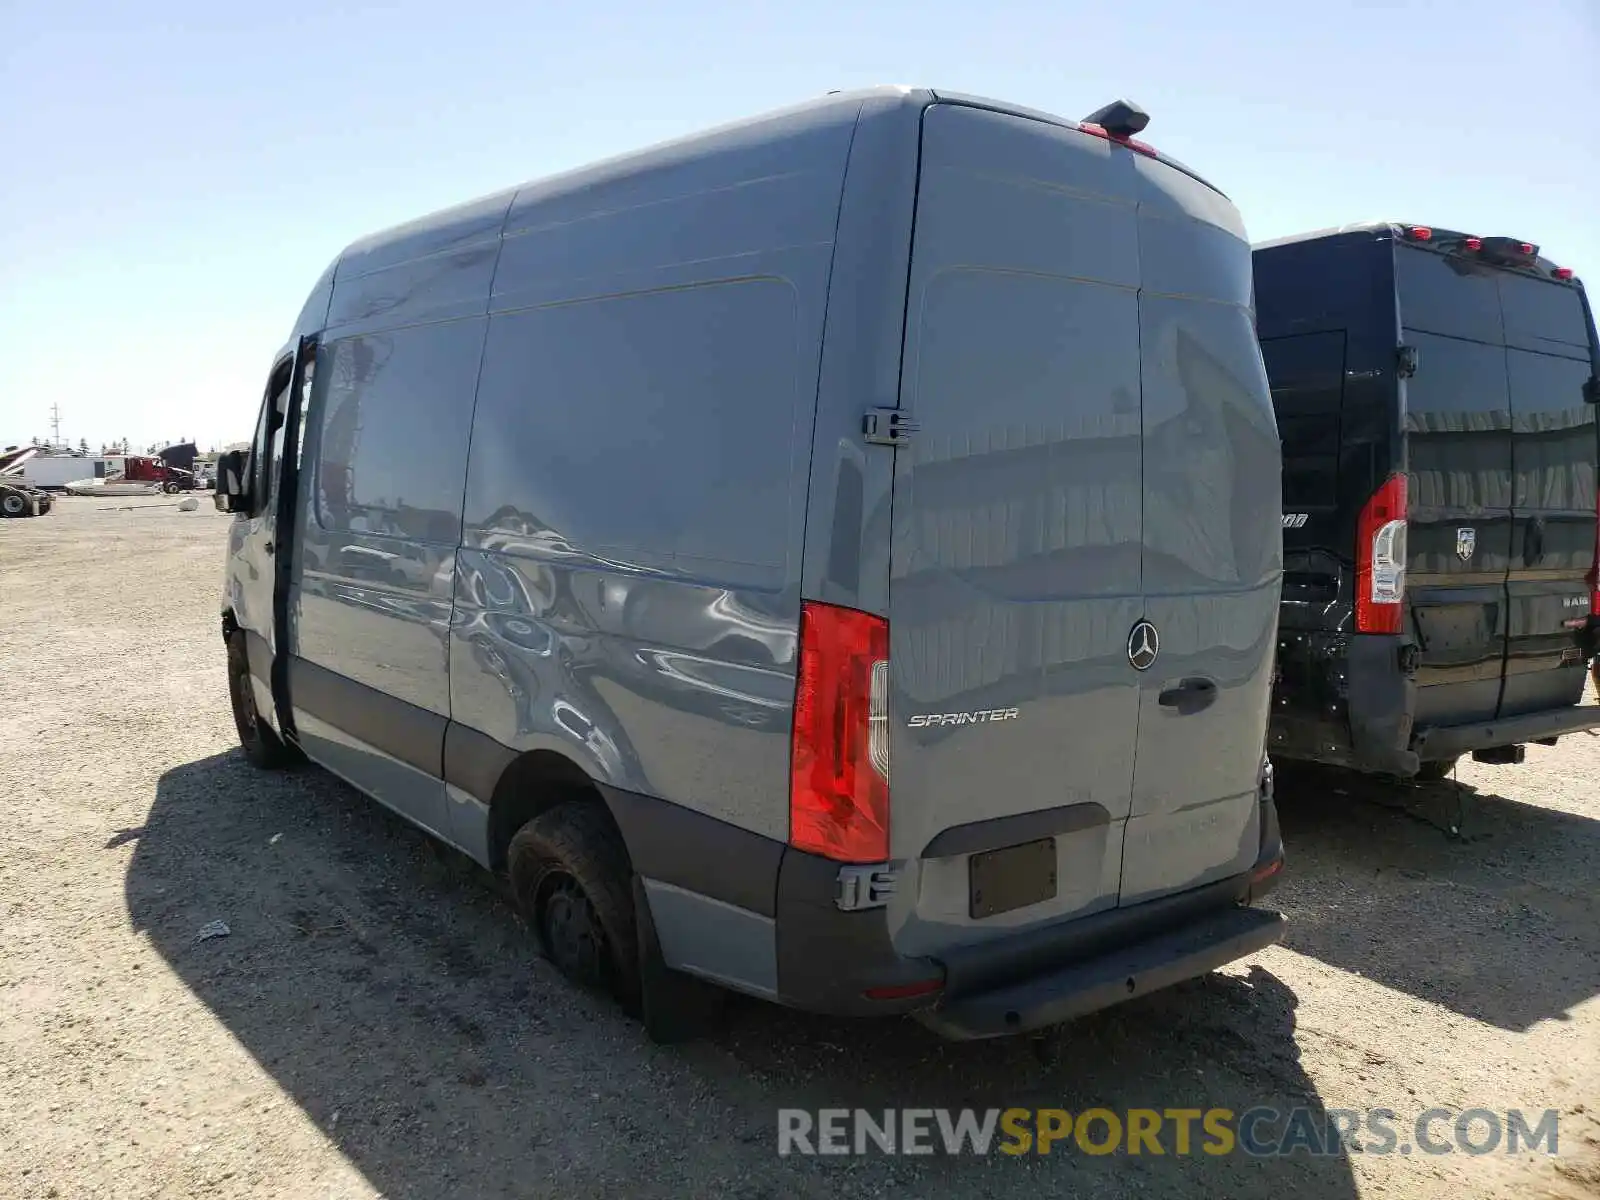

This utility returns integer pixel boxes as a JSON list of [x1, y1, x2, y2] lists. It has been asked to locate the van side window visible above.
[[1261, 332, 1344, 510], [312, 321, 483, 543], [250, 369, 290, 517], [463, 280, 799, 574]]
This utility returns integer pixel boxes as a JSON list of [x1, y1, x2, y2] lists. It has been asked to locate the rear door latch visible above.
[[863, 408, 919, 446]]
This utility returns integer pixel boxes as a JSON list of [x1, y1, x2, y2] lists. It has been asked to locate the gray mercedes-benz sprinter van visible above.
[[215, 87, 1286, 1042]]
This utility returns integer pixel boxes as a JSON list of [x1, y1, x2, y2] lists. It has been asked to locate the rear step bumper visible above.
[[1412, 704, 1600, 761], [918, 904, 1285, 1041]]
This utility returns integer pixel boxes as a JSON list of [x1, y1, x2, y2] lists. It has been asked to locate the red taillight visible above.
[[1554, 267, 1575, 281], [1408, 226, 1433, 242], [1251, 857, 1284, 885], [790, 601, 890, 863], [1462, 236, 1483, 251], [1356, 473, 1409, 634], [863, 976, 944, 1002], [1076, 121, 1157, 157]]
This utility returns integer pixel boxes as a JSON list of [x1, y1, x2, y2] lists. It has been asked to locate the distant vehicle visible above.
[[0, 480, 53, 517], [19, 454, 119, 490], [212, 88, 1286, 1042], [1256, 223, 1600, 780]]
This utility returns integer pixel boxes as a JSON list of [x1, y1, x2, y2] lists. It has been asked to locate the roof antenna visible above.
[[1082, 99, 1150, 138]]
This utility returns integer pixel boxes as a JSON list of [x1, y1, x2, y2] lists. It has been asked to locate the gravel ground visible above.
[[1, 497, 1597, 1200]]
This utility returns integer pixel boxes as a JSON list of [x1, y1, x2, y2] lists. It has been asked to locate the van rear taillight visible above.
[[1356, 473, 1409, 634], [790, 601, 890, 863]]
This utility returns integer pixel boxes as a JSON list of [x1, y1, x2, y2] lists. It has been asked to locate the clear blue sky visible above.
[[2, 0, 1596, 453]]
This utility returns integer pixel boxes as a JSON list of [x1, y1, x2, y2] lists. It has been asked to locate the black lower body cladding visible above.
[[600, 782, 1287, 1030], [1271, 628, 1600, 776], [1271, 631, 1418, 775]]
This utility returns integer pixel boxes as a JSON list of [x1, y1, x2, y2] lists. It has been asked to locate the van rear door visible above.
[[886, 103, 1142, 958], [884, 102, 1277, 955], [1395, 246, 1515, 730], [1396, 246, 1598, 729], [1499, 272, 1597, 715], [1122, 153, 1280, 905]]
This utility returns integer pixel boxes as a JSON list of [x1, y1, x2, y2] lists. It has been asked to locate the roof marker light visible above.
[[1554, 267, 1574, 280], [1408, 226, 1433, 242], [1462, 236, 1482, 251], [1519, 242, 1535, 255]]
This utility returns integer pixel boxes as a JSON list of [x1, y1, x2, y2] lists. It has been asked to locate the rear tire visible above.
[[1414, 757, 1460, 783], [508, 803, 641, 1014], [1, 491, 26, 517], [226, 630, 289, 769]]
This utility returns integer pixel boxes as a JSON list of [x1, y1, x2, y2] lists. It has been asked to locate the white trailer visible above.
[[21, 456, 114, 489]]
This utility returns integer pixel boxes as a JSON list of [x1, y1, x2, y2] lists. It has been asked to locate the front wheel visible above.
[[226, 630, 289, 769], [508, 803, 640, 1013], [1, 491, 26, 517]]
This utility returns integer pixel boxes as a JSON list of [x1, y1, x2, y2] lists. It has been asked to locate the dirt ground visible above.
[[1, 498, 1597, 1200]]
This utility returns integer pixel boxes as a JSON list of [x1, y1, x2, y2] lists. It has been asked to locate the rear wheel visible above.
[[1, 490, 27, 517], [226, 630, 289, 769], [508, 803, 640, 1013], [162, 481, 180, 494], [1414, 757, 1460, 783]]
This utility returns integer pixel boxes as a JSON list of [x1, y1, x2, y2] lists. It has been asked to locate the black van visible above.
[[1256, 223, 1599, 779]]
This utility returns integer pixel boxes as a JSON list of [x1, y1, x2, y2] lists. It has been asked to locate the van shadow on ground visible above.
[[1272, 758, 1600, 1033], [127, 752, 1356, 1200]]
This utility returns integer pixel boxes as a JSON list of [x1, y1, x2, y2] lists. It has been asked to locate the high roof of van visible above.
[[328, 87, 1221, 285], [1254, 222, 1581, 284]]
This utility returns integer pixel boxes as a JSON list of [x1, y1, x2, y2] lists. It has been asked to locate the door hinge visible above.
[[1397, 344, 1420, 379], [863, 408, 919, 446]]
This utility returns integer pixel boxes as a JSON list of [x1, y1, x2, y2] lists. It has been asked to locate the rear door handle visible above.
[[1158, 677, 1217, 715]]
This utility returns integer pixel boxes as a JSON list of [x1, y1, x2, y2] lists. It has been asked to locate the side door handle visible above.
[[1158, 677, 1218, 715]]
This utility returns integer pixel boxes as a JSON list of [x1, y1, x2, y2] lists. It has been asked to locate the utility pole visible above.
[[49, 404, 62, 448]]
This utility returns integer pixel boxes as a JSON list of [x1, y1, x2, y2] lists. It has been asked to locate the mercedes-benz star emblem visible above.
[[1127, 620, 1160, 671]]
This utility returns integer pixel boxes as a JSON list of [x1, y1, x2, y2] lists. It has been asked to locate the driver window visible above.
[[252, 357, 295, 517]]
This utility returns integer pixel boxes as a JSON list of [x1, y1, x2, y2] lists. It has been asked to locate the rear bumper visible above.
[[774, 833, 1287, 1032], [918, 904, 1286, 1040], [1413, 704, 1600, 761], [1272, 629, 1600, 774]]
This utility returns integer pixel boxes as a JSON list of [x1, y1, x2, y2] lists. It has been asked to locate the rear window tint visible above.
[[1261, 332, 1344, 508], [1395, 245, 1502, 345], [1507, 349, 1598, 513], [1500, 275, 1592, 357], [1404, 331, 1513, 513]]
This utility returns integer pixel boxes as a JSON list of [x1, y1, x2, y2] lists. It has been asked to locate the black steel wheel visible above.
[[226, 630, 289, 769], [508, 802, 640, 1012]]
